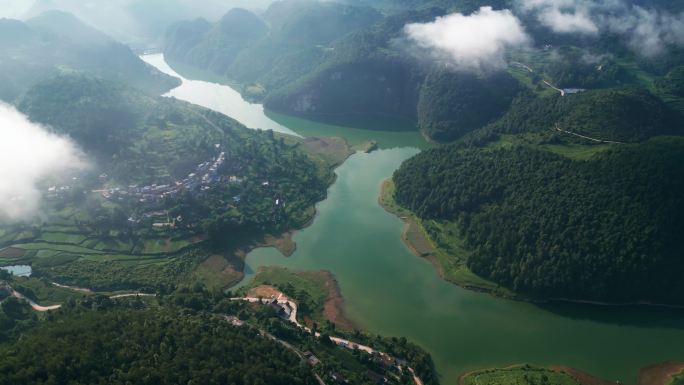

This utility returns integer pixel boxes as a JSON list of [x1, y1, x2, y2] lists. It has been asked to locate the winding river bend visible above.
[[142, 54, 684, 385]]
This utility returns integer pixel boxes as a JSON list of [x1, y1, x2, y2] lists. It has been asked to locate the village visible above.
[[98, 148, 235, 204]]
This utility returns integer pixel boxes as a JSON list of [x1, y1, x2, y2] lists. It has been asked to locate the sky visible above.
[[0, 0, 35, 19]]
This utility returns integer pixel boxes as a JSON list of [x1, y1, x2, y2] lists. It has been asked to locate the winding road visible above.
[[230, 292, 425, 385], [5, 283, 156, 312]]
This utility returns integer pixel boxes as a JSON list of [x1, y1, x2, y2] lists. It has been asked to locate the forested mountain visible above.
[[165, 2, 382, 96], [417, 69, 521, 142], [0, 11, 178, 102], [22, 0, 276, 47], [164, 2, 522, 139], [393, 138, 684, 304]]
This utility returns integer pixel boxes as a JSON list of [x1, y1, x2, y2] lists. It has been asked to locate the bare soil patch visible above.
[[248, 284, 290, 300], [301, 137, 354, 166], [316, 270, 356, 330], [0, 247, 26, 259], [551, 366, 617, 385], [637, 362, 684, 385], [379, 179, 444, 278]]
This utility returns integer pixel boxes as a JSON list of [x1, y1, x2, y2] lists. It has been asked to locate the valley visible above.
[[143, 55, 684, 385], [1, 1, 683, 384]]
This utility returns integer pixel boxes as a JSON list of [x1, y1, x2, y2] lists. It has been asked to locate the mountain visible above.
[[165, 3, 523, 140], [164, 1, 383, 97], [0, 11, 179, 102], [22, 0, 277, 47]]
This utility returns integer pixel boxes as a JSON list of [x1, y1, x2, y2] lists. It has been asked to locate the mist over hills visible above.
[[0, 10, 178, 102], [4, 0, 276, 48]]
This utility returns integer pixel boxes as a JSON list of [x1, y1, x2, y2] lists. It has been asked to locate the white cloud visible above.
[[516, 0, 684, 56], [602, 6, 684, 57], [0, 103, 87, 221], [537, 7, 597, 34], [404, 6, 530, 73]]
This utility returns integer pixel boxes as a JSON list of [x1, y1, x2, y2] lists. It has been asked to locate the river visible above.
[[142, 54, 684, 385]]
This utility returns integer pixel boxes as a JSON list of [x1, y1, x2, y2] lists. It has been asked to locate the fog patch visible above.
[[0, 103, 87, 221], [517, 0, 684, 56], [404, 6, 530, 73]]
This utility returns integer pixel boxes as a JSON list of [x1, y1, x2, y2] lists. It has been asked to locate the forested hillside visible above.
[[417, 69, 521, 142], [469, 87, 683, 144], [393, 138, 684, 303], [0, 284, 437, 385], [0, 11, 178, 102], [0, 305, 315, 385], [0, 72, 337, 292]]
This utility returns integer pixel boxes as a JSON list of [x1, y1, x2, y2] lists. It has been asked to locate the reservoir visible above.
[[1, 265, 32, 277], [143, 54, 684, 385]]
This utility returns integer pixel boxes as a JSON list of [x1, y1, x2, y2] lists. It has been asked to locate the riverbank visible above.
[[637, 362, 684, 385], [379, 178, 684, 310], [378, 178, 512, 298]]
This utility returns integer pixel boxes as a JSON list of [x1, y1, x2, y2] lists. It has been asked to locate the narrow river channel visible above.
[[142, 54, 684, 385]]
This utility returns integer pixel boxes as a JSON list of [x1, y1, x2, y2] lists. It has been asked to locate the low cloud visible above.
[[404, 6, 530, 73], [517, 0, 684, 56], [0, 103, 87, 221]]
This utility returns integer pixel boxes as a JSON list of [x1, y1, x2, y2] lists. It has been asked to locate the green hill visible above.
[[393, 138, 684, 304]]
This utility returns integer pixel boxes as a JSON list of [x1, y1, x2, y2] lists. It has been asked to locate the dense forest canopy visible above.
[[393, 138, 684, 303]]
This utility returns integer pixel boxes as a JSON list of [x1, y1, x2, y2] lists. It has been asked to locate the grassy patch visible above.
[[461, 365, 581, 385], [36, 232, 88, 245], [539, 143, 613, 161], [487, 134, 612, 161], [13, 243, 105, 255], [189, 254, 243, 291]]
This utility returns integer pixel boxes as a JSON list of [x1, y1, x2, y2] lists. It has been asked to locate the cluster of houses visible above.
[[100, 151, 240, 204]]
